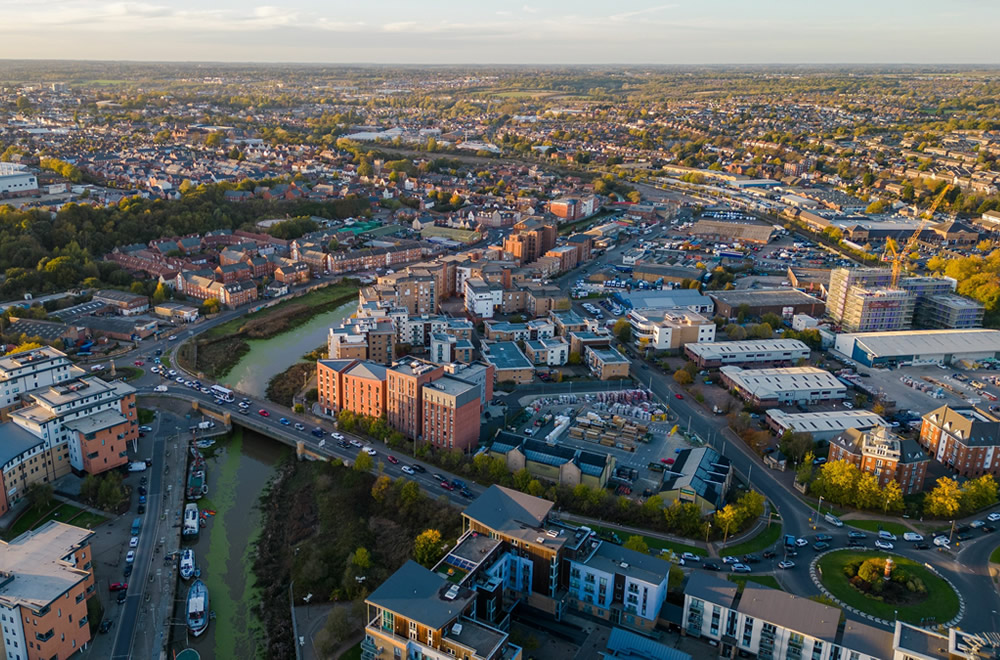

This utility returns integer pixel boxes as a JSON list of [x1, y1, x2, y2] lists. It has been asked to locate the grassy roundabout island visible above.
[[816, 550, 959, 625]]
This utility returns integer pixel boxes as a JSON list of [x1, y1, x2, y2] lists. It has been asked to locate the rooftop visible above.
[[602, 626, 692, 660], [463, 485, 561, 547], [0, 422, 45, 468], [685, 339, 810, 359], [709, 288, 824, 307], [737, 582, 840, 643], [587, 347, 630, 365], [683, 572, 738, 607], [0, 521, 93, 612], [581, 540, 672, 586], [366, 560, 474, 631], [766, 409, 887, 434], [720, 366, 845, 397], [483, 342, 533, 371], [63, 409, 130, 435], [845, 328, 1000, 358], [0, 346, 68, 375]]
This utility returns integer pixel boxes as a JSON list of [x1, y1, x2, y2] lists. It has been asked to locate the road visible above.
[[110, 413, 166, 660], [102, 286, 1000, 639]]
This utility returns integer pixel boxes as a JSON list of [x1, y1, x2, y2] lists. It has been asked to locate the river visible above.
[[223, 300, 355, 399], [172, 428, 290, 659]]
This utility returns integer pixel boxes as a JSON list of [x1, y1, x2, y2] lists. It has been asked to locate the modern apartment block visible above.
[[482, 343, 535, 384], [315, 359, 388, 419], [421, 376, 481, 451], [628, 308, 716, 351], [386, 358, 444, 440], [827, 425, 929, 495], [0, 347, 84, 421], [683, 573, 890, 660], [0, 521, 97, 660], [524, 337, 570, 366], [361, 560, 522, 660], [327, 318, 397, 365], [684, 339, 810, 369], [11, 376, 137, 477], [502, 218, 556, 265], [920, 405, 1000, 477], [363, 485, 672, 660], [584, 346, 631, 381], [828, 268, 981, 332], [429, 333, 474, 364]]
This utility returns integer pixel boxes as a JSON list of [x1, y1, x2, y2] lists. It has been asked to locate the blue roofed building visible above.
[[659, 447, 732, 514]]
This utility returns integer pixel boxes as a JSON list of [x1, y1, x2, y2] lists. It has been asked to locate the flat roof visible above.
[[581, 541, 671, 586], [710, 288, 824, 307], [587, 347, 630, 364], [5, 318, 70, 341], [683, 572, 738, 607], [737, 582, 840, 643], [721, 366, 845, 398], [603, 626, 693, 660], [63, 409, 129, 435], [766, 409, 887, 434], [483, 342, 533, 370], [839, 620, 895, 660], [0, 346, 68, 375], [617, 289, 712, 310], [845, 328, 1000, 358], [0, 521, 93, 611], [894, 622, 949, 659], [686, 339, 809, 359]]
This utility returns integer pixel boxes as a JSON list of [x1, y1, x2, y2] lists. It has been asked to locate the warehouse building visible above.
[[685, 339, 810, 369], [833, 328, 1000, 367], [766, 409, 888, 442], [489, 431, 615, 488], [720, 366, 846, 407], [709, 289, 825, 320]]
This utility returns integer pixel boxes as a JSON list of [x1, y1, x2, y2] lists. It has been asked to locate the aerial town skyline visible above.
[[2, 0, 999, 63]]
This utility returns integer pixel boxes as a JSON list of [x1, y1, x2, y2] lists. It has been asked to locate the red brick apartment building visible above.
[[386, 358, 444, 439], [421, 376, 480, 452], [828, 425, 929, 495], [920, 405, 1000, 477], [316, 359, 388, 419]]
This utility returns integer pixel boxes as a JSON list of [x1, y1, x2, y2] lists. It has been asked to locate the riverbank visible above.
[[179, 281, 358, 380], [252, 458, 464, 657], [266, 362, 316, 407]]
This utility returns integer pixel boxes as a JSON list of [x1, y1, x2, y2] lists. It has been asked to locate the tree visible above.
[[865, 199, 890, 214], [925, 477, 962, 518], [6, 341, 43, 355], [370, 475, 392, 502], [353, 451, 373, 472], [735, 490, 765, 521], [960, 474, 998, 514], [15, 96, 31, 112], [673, 369, 693, 385], [26, 482, 53, 512], [810, 460, 859, 506], [796, 452, 815, 487], [725, 324, 747, 340], [202, 298, 221, 315], [204, 132, 224, 148], [413, 529, 444, 567], [714, 504, 745, 546], [779, 430, 814, 465], [357, 159, 374, 177], [151, 282, 169, 304], [613, 318, 631, 343], [567, 351, 582, 366], [623, 535, 649, 554], [350, 547, 371, 571]]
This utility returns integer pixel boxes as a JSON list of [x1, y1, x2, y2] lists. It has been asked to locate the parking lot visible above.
[[855, 363, 1000, 415]]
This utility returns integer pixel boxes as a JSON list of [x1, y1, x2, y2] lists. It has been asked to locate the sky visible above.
[[1, 0, 998, 64]]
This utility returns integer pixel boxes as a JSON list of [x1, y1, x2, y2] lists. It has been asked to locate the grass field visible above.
[[339, 643, 362, 660], [723, 523, 782, 556], [728, 574, 783, 591], [845, 519, 910, 536], [4, 500, 84, 540], [817, 550, 959, 624], [203, 282, 358, 340], [991, 544, 1000, 564], [587, 524, 707, 556], [67, 511, 108, 529]]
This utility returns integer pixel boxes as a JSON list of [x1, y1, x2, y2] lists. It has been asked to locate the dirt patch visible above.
[[266, 362, 315, 407]]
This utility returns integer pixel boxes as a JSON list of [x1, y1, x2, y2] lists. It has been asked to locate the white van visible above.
[[824, 513, 843, 527], [878, 530, 897, 541]]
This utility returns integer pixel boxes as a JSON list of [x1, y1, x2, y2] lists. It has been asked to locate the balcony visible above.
[[35, 629, 54, 642]]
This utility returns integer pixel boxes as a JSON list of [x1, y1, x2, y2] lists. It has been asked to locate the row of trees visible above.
[[924, 475, 998, 518], [714, 490, 766, 545], [926, 250, 1000, 325], [802, 458, 905, 514]]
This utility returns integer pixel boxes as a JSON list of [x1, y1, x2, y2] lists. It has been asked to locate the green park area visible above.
[[817, 550, 959, 624], [723, 523, 782, 556], [3, 499, 107, 541], [844, 519, 910, 536]]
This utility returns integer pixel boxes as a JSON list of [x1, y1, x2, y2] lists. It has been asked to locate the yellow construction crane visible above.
[[885, 183, 953, 288]]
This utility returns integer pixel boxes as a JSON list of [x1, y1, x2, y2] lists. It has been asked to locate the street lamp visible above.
[[815, 496, 823, 528], [705, 522, 712, 546]]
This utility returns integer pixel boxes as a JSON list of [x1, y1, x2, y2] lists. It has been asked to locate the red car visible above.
[[133, 360, 144, 366], [109, 582, 128, 592], [675, 393, 684, 400], [440, 481, 455, 491], [258, 409, 270, 417], [386, 455, 399, 464]]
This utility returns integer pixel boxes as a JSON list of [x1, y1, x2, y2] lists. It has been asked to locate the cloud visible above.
[[522, 5, 539, 13], [610, 4, 677, 22]]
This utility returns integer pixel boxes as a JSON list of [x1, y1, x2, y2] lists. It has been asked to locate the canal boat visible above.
[[182, 503, 200, 540], [186, 579, 209, 637], [180, 549, 195, 580]]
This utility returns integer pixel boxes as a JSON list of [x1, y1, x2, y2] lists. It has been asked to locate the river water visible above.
[[172, 428, 290, 660], [223, 300, 355, 399]]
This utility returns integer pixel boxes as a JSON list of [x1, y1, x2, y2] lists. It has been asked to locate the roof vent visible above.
[[444, 585, 460, 601], [620, 562, 629, 569], [451, 623, 463, 635]]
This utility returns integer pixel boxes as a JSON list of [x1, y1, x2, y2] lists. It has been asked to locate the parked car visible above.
[[970, 520, 986, 529], [330, 432, 344, 440], [933, 535, 951, 547], [109, 582, 128, 592], [777, 560, 795, 570], [731, 563, 751, 573], [440, 481, 454, 491], [681, 552, 700, 562], [432, 473, 447, 482], [878, 530, 897, 541], [913, 542, 930, 550], [137, 504, 145, 515], [401, 465, 415, 475], [874, 539, 894, 550], [125, 550, 136, 563], [117, 592, 127, 604], [721, 556, 739, 564], [795, 538, 808, 547], [762, 550, 776, 559], [741, 554, 760, 564], [363, 447, 376, 456], [675, 393, 684, 400], [99, 619, 113, 634], [129, 537, 139, 548], [349, 439, 363, 448], [123, 564, 132, 578], [702, 562, 721, 571], [848, 531, 866, 540], [903, 532, 923, 542]]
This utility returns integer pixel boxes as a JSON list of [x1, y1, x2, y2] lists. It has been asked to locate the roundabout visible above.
[[812, 549, 962, 627]]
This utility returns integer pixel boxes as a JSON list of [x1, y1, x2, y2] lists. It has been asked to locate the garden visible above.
[[817, 550, 959, 625]]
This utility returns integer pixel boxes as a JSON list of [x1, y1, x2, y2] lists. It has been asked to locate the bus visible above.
[[210, 385, 235, 402]]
